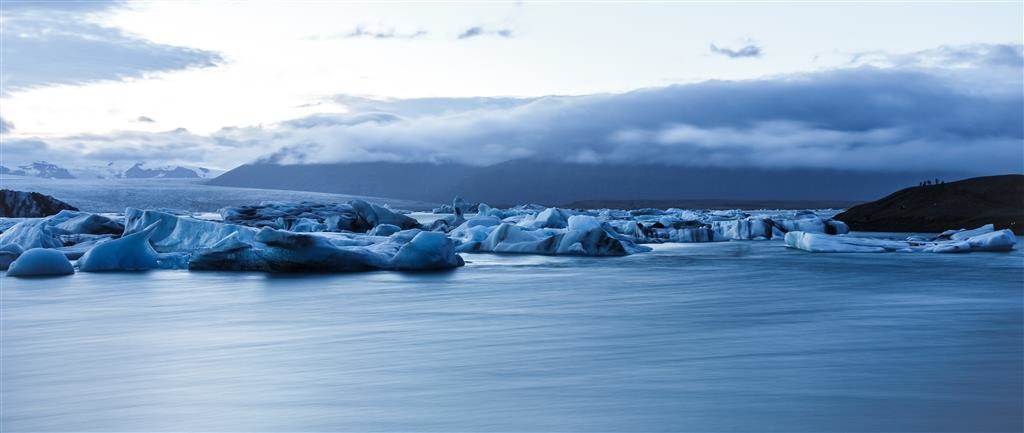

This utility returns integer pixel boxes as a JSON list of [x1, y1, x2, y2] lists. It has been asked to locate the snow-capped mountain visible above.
[[103, 162, 222, 179], [1, 161, 223, 179], [0, 161, 75, 179]]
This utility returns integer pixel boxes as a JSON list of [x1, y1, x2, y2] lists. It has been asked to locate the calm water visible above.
[[2, 239, 1022, 432]]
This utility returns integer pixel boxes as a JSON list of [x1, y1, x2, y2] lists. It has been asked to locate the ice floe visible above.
[[7, 248, 75, 277], [785, 225, 1017, 253]]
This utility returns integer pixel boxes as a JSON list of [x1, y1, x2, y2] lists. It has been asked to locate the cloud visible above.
[[0, 117, 13, 134], [340, 26, 427, 39], [457, 26, 513, 39], [0, 3, 222, 93], [10, 44, 1023, 175], [135, 116, 156, 123], [710, 43, 762, 58], [850, 43, 1023, 69]]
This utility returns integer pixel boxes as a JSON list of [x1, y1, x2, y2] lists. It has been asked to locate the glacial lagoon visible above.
[[3, 237, 1021, 432]]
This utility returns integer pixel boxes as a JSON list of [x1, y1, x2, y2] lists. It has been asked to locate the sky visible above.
[[1, 1, 1022, 173]]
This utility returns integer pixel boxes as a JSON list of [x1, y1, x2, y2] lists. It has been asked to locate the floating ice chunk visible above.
[[948, 224, 994, 241], [0, 219, 66, 249], [774, 211, 827, 234], [368, 224, 401, 237], [348, 200, 420, 231], [710, 218, 773, 241], [191, 228, 385, 272], [925, 241, 972, 254], [6, 248, 74, 277], [390, 231, 464, 270], [78, 223, 161, 272], [466, 216, 500, 228], [0, 243, 24, 270], [455, 219, 649, 256], [786, 226, 1017, 254], [926, 229, 1016, 253], [785, 232, 889, 253], [220, 200, 419, 233], [288, 217, 327, 232], [567, 215, 602, 232], [519, 207, 574, 229], [189, 227, 463, 272], [124, 208, 257, 253], [49, 210, 123, 235]]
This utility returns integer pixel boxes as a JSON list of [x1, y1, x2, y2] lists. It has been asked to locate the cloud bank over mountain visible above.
[[6, 44, 1022, 174]]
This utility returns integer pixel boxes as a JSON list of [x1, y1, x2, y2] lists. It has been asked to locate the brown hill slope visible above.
[[834, 175, 1024, 234]]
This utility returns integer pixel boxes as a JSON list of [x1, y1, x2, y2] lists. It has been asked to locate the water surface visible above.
[[2, 240, 1022, 432]]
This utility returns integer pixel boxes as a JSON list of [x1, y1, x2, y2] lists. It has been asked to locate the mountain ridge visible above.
[[208, 160, 968, 207]]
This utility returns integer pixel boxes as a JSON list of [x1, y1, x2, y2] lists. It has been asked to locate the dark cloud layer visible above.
[[1, 2, 222, 93], [9, 44, 1023, 175]]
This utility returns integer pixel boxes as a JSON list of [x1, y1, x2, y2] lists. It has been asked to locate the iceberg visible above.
[[124, 208, 257, 252], [189, 227, 463, 272], [49, 210, 124, 235], [0, 219, 66, 249], [0, 211, 124, 252], [450, 212, 650, 256], [220, 199, 419, 233], [390, 231, 466, 270], [6, 248, 74, 277], [78, 223, 161, 272], [368, 224, 401, 237], [785, 226, 1017, 254]]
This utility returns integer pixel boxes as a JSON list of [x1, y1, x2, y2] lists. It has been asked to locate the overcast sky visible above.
[[1, 1, 1022, 173]]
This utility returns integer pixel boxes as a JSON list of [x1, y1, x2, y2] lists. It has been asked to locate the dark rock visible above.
[[834, 175, 1024, 234], [0, 190, 78, 217]]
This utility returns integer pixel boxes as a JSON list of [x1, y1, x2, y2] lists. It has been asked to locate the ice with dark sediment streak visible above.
[[219, 199, 419, 233], [189, 227, 463, 272], [785, 224, 1017, 253], [123, 206, 462, 272], [49, 210, 124, 235]]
